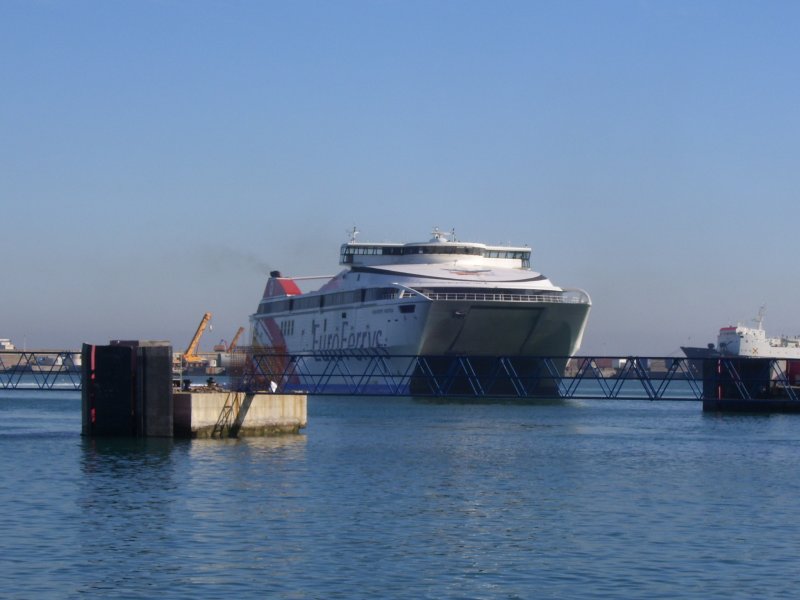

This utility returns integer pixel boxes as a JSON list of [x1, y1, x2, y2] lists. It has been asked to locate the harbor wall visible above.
[[173, 392, 307, 438], [82, 340, 306, 438]]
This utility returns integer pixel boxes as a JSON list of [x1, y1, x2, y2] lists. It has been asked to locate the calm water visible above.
[[1, 392, 799, 598]]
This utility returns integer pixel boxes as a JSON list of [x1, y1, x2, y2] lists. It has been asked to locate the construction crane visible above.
[[213, 327, 245, 352], [183, 312, 212, 364], [227, 327, 245, 352]]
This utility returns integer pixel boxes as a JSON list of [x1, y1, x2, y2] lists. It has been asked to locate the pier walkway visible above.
[[242, 353, 798, 402], [0, 351, 82, 391], [5, 351, 799, 404]]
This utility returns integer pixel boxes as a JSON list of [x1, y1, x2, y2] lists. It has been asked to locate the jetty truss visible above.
[[0, 351, 82, 391], [4, 351, 799, 403], [240, 353, 799, 402]]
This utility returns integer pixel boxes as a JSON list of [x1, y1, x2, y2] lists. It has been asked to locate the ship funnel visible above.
[[270, 270, 282, 278]]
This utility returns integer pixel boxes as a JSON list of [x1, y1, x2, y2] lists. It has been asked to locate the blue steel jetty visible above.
[[5, 350, 800, 411], [240, 352, 799, 403]]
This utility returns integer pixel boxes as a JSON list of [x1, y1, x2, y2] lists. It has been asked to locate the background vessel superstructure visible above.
[[682, 308, 800, 360]]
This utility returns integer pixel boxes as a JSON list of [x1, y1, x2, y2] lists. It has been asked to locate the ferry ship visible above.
[[250, 228, 592, 393], [682, 308, 800, 360]]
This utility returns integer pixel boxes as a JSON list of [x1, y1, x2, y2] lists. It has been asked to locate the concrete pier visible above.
[[82, 339, 306, 438], [173, 391, 307, 438]]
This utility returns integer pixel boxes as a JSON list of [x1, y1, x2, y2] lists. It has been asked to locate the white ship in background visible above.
[[682, 307, 800, 360], [250, 228, 592, 392]]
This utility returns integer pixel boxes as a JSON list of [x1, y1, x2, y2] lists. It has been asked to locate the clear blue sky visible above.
[[2, 0, 798, 355]]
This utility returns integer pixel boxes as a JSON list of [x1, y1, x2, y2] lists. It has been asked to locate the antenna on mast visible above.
[[430, 227, 451, 242], [755, 305, 766, 330], [348, 226, 360, 243]]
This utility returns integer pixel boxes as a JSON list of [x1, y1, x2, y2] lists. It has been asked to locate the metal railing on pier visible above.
[[239, 353, 800, 402], [5, 350, 799, 403], [0, 351, 82, 390]]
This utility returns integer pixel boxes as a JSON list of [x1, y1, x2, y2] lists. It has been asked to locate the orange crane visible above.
[[227, 327, 245, 352], [183, 312, 212, 364], [213, 326, 245, 352]]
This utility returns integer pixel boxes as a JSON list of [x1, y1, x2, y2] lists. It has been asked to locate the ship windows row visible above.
[[340, 245, 530, 262], [258, 287, 401, 314]]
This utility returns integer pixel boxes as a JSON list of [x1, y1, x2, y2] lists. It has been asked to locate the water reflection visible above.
[[75, 437, 179, 594]]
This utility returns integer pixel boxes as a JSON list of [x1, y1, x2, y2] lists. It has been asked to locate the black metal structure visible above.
[[5, 350, 799, 404], [239, 353, 800, 402], [0, 351, 82, 390]]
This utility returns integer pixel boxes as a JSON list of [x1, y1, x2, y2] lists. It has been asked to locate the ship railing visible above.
[[421, 289, 590, 305], [375, 286, 591, 305]]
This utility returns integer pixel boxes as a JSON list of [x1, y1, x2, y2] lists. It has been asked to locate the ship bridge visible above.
[[340, 242, 531, 269]]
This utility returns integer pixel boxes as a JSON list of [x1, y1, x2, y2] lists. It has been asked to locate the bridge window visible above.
[[259, 299, 292, 314], [294, 296, 321, 311], [323, 290, 364, 306], [364, 287, 399, 302]]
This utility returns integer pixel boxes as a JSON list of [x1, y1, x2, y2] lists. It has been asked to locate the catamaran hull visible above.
[[251, 299, 590, 396]]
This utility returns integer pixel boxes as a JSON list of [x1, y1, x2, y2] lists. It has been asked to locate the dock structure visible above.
[[698, 357, 800, 413], [0, 350, 82, 390], [242, 353, 702, 399], [79, 341, 306, 438], [8, 346, 800, 412], [173, 390, 307, 438], [243, 352, 800, 411]]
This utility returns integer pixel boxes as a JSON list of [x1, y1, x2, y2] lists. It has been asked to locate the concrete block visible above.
[[173, 392, 307, 438]]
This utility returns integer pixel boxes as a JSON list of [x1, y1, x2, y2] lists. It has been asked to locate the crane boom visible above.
[[228, 327, 245, 352], [184, 312, 212, 363]]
